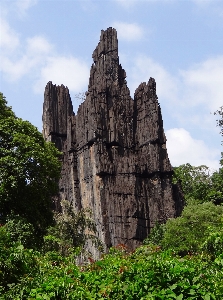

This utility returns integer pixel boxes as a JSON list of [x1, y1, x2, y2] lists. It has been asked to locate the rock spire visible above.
[[42, 27, 184, 253]]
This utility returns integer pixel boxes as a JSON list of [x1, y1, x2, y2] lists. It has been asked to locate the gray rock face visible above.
[[42, 27, 184, 252]]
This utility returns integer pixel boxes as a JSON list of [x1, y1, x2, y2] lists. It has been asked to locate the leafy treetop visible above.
[[173, 163, 223, 205], [0, 92, 61, 236]]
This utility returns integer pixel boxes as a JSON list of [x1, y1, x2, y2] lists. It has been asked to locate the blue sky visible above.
[[1, 0, 223, 170]]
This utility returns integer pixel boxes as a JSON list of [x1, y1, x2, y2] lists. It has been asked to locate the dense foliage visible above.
[[161, 201, 223, 254], [173, 163, 223, 205], [0, 92, 61, 238], [1, 239, 223, 299]]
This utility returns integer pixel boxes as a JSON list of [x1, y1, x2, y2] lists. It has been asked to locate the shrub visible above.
[[4, 214, 37, 249], [162, 201, 223, 254], [202, 226, 223, 258], [0, 225, 38, 290], [143, 222, 165, 246]]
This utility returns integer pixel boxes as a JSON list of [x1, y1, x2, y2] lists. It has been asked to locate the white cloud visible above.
[[128, 55, 178, 101], [26, 36, 53, 56], [0, 35, 53, 81], [34, 56, 89, 94], [115, 0, 175, 8], [192, 0, 212, 5], [16, 0, 38, 16], [180, 56, 223, 111], [166, 128, 220, 170], [0, 0, 38, 19], [0, 17, 89, 93], [1, 56, 31, 81], [114, 0, 136, 8], [79, 0, 97, 11], [0, 18, 20, 52], [112, 22, 144, 41], [129, 54, 223, 109]]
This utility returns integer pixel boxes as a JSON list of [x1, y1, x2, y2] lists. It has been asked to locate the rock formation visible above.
[[42, 27, 184, 253]]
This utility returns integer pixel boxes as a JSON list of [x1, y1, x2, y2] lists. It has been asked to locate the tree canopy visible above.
[[0, 93, 61, 235], [162, 201, 223, 254], [173, 163, 223, 205]]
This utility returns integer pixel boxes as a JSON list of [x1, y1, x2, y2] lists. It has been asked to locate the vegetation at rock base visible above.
[[44, 199, 103, 256], [1, 239, 223, 299], [1, 92, 223, 298]]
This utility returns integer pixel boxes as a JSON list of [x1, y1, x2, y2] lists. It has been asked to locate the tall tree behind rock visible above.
[[42, 27, 184, 255]]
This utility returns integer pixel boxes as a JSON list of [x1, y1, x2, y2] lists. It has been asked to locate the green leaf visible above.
[[16, 245, 24, 250], [170, 284, 177, 290]]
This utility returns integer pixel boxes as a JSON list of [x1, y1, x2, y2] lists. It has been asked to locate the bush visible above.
[[0, 225, 38, 291], [4, 214, 37, 249], [202, 226, 223, 258], [162, 201, 223, 255], [143, 222, 165, 246]]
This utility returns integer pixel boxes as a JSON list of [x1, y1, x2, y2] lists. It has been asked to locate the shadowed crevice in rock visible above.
[[42, 27, 184, 255]]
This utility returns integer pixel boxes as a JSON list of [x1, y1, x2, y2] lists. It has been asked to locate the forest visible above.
[[1, 91, 223, 299]]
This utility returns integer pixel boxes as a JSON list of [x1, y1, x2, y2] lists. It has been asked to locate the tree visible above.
[[209, 168, 223, 204], [0, 93, 61, 237], [214, 106, 223, 140], [173, 163, 223, 204], [173, 163, 212, 202], [161, 201, 223, 254]]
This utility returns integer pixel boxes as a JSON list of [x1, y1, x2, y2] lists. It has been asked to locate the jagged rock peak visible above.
[[42, 27, 184, 256], [43, 81, 74, 143], [89, 27, 127, 94], [92, 27, 118, 62]]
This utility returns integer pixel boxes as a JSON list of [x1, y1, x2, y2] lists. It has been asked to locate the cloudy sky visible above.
[[1, 0, 223, 170]]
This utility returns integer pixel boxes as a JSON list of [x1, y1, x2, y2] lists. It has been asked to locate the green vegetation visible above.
[[44, 199, 103, 255], [0, 92, 61, 240], [161, 201, 223, 254], [173, 163, 223, 204], [1, 92, 223, 298], [1, 238, 223, 299]]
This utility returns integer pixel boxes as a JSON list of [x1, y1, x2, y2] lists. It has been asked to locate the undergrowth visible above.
[[1, 244, 223, 299]]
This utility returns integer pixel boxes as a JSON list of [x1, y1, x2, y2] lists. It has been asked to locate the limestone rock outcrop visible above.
[[42, 27, 184, 252]]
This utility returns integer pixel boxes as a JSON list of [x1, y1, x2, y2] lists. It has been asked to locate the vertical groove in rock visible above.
[[42, 27, 184, 255]]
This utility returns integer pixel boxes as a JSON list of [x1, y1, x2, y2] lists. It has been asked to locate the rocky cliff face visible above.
[[42, 27, 184, 253]]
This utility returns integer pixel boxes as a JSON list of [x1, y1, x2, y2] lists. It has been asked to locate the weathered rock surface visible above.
[[42, 27, 184, 253]]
